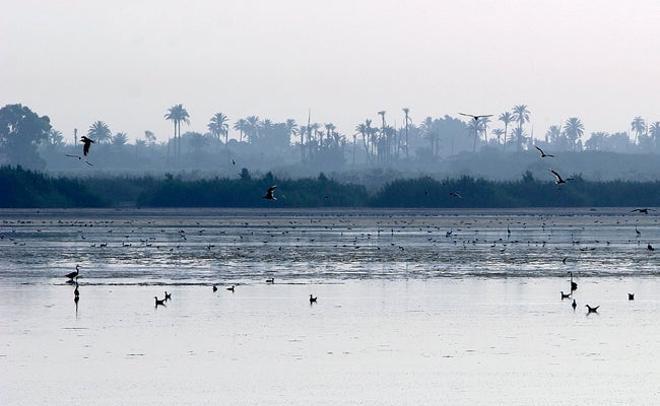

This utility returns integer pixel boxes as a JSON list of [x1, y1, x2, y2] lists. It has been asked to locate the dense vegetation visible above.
[[2, 166, 660, 209]]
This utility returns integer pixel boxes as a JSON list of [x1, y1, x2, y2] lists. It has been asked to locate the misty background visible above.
[[2, 0, 660, 187]]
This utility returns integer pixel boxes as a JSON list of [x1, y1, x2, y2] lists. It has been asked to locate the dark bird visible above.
[[65, 265, 80, 280], [561, 291, 571, 300], [266, 278, 275, 284], [635, 227, 641, 237], [550, 169, 571, 185], [569, 272, 578, 292], [309, 294, 318, 304], [628, 293, 635, 301], [534, 145, 555, 158], [631, 208, 655, 214], [562, 257, 568, 264], [585, 304, 599, 314], [164, 291, 172, 301], [227, 285, 235, 292], [154, 296, 166, 307], [458, 113, 493, 120], [212, 285, 218, 292], [80, 136, 95, 156], [449, 192, 463, 199], [263, 186, 277, 200], [232, 159, 236, 165], [571, 299, 577, 310], [648, 243, 655, 251]]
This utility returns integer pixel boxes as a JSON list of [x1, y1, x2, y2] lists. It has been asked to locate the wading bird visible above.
[[65, 265, 80, 280]]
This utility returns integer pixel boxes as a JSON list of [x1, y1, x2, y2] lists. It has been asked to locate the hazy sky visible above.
[[2, 0, 659, 142]]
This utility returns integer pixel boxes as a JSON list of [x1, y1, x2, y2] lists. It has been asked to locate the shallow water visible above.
[[1, 208, 660, 405]]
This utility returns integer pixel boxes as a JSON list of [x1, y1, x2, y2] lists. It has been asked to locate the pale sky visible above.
[[1, 0, 659, 142]]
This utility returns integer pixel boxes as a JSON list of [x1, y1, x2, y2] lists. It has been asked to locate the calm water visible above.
[[1, 208, 660, 404]]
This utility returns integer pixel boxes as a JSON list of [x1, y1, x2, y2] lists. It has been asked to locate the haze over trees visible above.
[[3, 103, 660, 184]]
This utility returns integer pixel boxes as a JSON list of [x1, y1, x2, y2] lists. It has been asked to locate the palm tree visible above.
[[88, 121, 111, 143], [164, 104, 190, 161], [112, 132, 128, 146], [511, 105, 530, 151], [563, 117, 584, 151], [631, 116, 646, 144], [233, 118, 248, 142], [245, 116, 260, 144], [419, 117, 437, 157], [498, 112, 513, 149], [402, 108, 410, 159], [650, 122, 660, 150], [545, 125, 562, 145], [377, 111, 386, 162], [492, 128, 504, 144], [208, 113, 229, 143]]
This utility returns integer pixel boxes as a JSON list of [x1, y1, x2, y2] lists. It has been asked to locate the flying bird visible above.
[[263, 186, 277, 200], [550, 169, 571, 185], [80, 136, 95, 157], [458, 113, 493, 121], [449, 192, 463, 199], [534, 146, 555, 158], [631, 208, 655, 214]]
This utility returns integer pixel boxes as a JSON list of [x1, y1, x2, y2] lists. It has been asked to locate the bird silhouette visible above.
[[628, 293, 635, 301], [164, 291, 172, 301], [266, 278, 275, 284], [534, 145, 555, 158], [585, 304, 599, 314], [561, 291, 571, 300], [212, 285, 218, 292], [648, 243, 655, 251], [65, 265, 80, 280], [309, 294, 318, 304], [227, 285, 235, 292], [154, 296, 166, 307], [263, 186, 277, 200], [80, 136, 95, 157], [631, 208, 655, 214], [571, 299, 577, 311], [449, 192, 463, 199], [550, 169, 572, 185], [458, 113, 493, 120]]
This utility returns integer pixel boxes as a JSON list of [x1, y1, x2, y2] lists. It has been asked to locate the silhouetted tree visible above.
[[0, 104, 51, 169], [563, 117, 584, 151], [512, 105, 530, 151], [164, 104, 190, 161], [208, 112, 229, 143]]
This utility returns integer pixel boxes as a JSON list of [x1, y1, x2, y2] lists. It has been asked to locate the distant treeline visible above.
[[1, 166, 659, 208]]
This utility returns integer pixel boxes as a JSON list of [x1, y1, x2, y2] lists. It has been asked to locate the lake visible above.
[[1, 208, 659, 405]]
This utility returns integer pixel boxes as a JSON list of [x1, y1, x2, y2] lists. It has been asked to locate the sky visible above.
[[1, 0, 659, 143]]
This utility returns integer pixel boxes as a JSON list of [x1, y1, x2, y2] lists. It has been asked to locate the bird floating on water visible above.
[[534, 145, 555, 158], [164, 291, 172, 301], [154, 296, 166, 307], [227, 285, 235, 292], [647, 243, 655, 251], [212, 285, 218, 292], [585, 304, 599, 314], [628, 293, 635, 301], [266, 278, 275, 284], [561, 291, 571, 300], [309, 294, 318, 304]]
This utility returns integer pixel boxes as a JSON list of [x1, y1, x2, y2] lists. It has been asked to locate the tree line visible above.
[[2, 103, 660, 174], [2, 165, 660, 209]]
